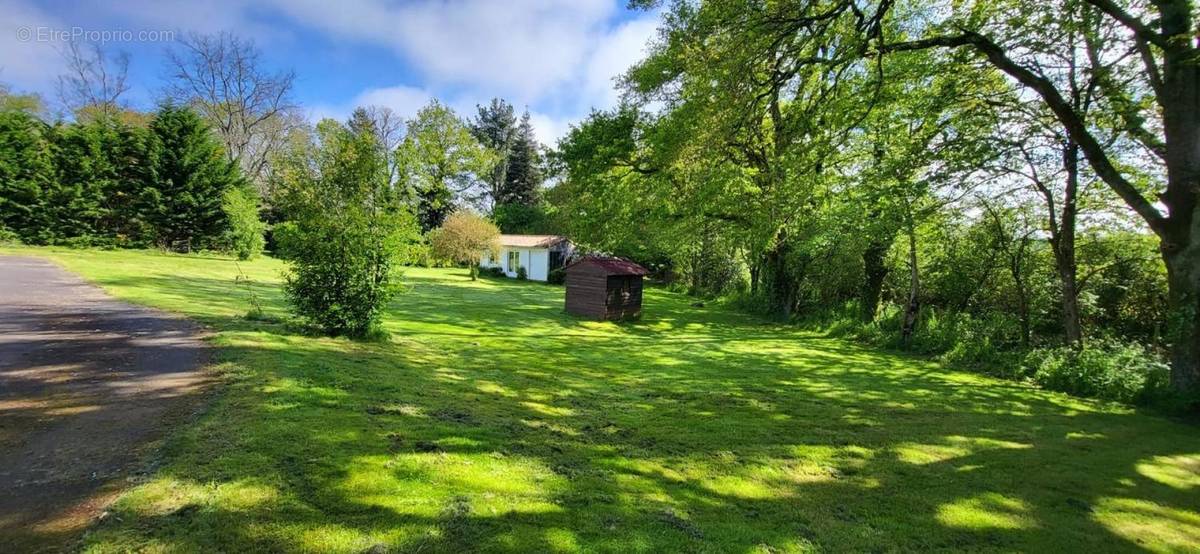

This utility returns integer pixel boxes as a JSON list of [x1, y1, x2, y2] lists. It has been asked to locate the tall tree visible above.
[[500, 112, 543, 206], [56, 42, 131, 122], [397, 100, 494, 231], [470, 98, 518, 209], [164, 32, 299, 187], [48, 118, 154, 243], [144, 104, 245, 251], [630, 0, 1200, 395], [0, 109, 53, 239]]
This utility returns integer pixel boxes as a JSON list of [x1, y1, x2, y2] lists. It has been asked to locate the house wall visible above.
[[479, 247, 551, 282]]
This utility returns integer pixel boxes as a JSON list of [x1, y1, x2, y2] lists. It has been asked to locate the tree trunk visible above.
[[1156, 0, 1200, 395], [1014, 269, 1031, 349], [1163, 244, 1200, 393], [900, 222, 920, 347], [762, 235, 798, 317], [861, 236, 890, 322], [1055, 141, 1084, 346], [469, 263, 477, 281], [749, 259, 760, 295]]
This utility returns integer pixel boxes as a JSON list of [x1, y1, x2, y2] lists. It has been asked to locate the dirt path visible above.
[[0, 256, 211, 552]]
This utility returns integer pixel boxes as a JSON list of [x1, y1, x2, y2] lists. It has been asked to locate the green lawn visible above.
[[5, 247, 1199, 553]]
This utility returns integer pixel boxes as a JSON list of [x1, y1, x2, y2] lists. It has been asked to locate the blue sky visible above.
[[0, 0, 662, 143]]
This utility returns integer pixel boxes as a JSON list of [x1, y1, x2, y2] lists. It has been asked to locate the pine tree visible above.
[[0, 110, 53, 240], [499, 112, 542, 206], [144, 104, 245, 251], [48, 118, 154, 245], [470, 99, 517, 207]]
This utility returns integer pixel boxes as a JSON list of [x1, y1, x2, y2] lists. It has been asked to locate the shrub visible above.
[[221, 186, 266, 260], [0, 226, 20, 245], [517, 266, 528, 280], [547, 267, 565, 285], [276, 119, 420, 338], [271, 221, 301, 260], [1022, 339, 1170, 404], [480, 266, 505, 278], [428, 211, 499, 280]]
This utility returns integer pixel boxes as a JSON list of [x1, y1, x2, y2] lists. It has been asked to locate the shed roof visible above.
[[565, 256, 650, 276], [498, 234, 570, 248]]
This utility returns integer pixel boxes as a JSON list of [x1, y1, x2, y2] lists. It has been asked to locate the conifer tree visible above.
[[499, 112, 542, 206], [144, 104, 245, 251]]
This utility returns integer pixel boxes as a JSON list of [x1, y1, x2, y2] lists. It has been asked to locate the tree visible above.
[[57, 42, 130, 122], [144, 104, 245, 251], [397, 100, 494, 231], [48, 117, 155, 244], [0, 109, 53, 239], [429, 210, 500, 280], [164, 32, 299, 187], [276, 119, 419, 338], [629, 0, 1200, 396], [221, 185, 266, 260], [499, 112, 544, 206], [0, 82, 44, 115], [350, 105, 405, 186], [470, 98, 518, 209]]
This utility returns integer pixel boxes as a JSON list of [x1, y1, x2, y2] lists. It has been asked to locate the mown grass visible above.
[[3, 246, 1199, 553]]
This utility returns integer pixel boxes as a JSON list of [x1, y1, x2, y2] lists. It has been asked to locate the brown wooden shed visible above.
[[564, 256, 650, 320]]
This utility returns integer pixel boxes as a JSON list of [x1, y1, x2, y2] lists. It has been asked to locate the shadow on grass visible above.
[[61, 269, 1200, 552]]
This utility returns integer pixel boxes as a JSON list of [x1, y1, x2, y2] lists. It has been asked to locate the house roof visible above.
[[498, 234, 570, 248], [565, 256, 650, 276]]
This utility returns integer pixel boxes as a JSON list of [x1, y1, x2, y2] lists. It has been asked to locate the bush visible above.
[[271, 221, 301, 260], [1022, 339, 1170, 404], [517, 266, 528, 280], [277, 119, 420, 338], [547, 267, 565, 285], [0, 226, 20, 245], [428, 211, 499, 280], [479, 265, 505, 278], [221, 186, 266, 260]]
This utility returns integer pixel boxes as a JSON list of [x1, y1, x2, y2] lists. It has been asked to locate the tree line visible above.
[[550, 0, 1194, 406], [0, 31, 552, 338]]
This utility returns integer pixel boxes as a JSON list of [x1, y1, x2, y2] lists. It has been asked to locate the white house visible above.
[[480, 235, 575, 282]]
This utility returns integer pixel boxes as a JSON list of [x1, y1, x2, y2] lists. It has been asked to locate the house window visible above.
[[508, 251, 521, 272]]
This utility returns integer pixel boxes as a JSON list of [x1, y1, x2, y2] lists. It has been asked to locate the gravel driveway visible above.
[[0, 256, 211, 552]]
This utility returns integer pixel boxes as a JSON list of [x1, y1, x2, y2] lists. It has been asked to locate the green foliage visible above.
[[499, 112, 543, 205], [479, 265, 505, 278], [0, 102, 252, 250], [0, 109, 53, 241], [491, 202, 554, 234], [547, 267, 565, 285], [516, 266, 528, 280], [276, 118, 420, 338], [428, 210, 500, 280], [221, 186, 266, 260], [397, 100, 493, 231], [47, 117, 155, 245], [145, 104, 245, 251], [0, 226, 20, 245], [1023, 340, 1171, 405]]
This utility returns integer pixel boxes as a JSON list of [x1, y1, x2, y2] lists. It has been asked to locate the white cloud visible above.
[[0, 0, 68, 92], [577, 15, 659, 110], [528, 111, 573, 146], [0, 0, 664, 143], [311, 3, 660, 143], [266, 0, 616, 102], [308, 83, 433, 124]]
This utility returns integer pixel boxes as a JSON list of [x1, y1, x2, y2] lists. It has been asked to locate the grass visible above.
[[4, 246, 1199, 553]]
